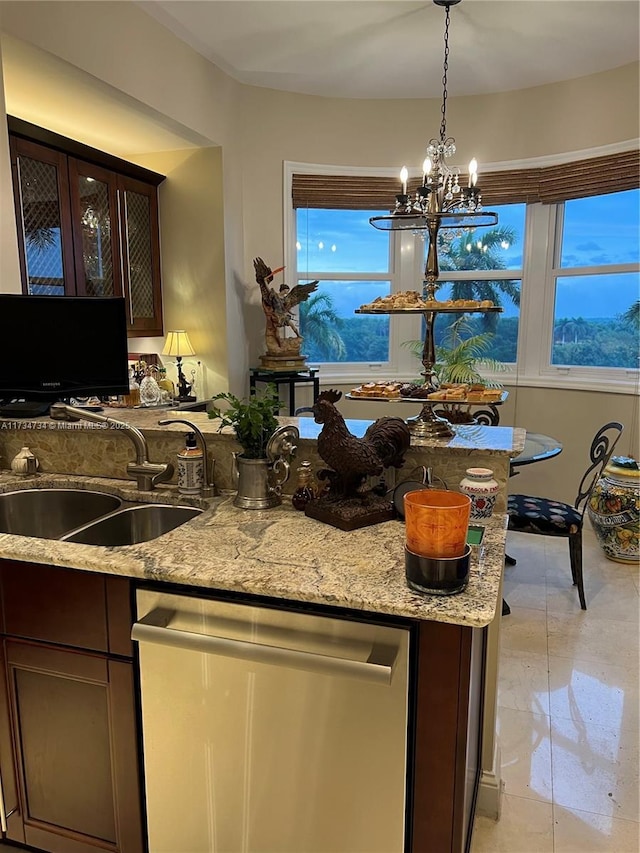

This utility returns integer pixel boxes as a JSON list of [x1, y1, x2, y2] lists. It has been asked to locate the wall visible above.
[[0, 0, 248, 395], [130, 147, 230, 398], [0, 0, 638, 501], [0, 37, 20, 290]]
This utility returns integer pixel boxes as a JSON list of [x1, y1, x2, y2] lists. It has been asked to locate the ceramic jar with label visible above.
[[10, 447, 39, 475], [587, 456, 639, 564], [459, 467, 499, 519]]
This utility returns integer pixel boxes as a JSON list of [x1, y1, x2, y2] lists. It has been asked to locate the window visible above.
[[287, 157, 639, 391], [432, 203, 525, 365], [550, 190, 639, 369], [295, 207, 422, 377], [296, 208, 392, 364]]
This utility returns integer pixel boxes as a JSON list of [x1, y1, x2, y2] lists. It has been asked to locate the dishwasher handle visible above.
[[132, 608, 400, 685]]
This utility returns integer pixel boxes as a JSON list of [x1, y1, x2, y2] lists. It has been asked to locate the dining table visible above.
[[510, 431, 563, 472]]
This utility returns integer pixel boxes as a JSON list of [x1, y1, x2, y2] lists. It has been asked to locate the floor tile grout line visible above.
[[543, 540, 558, 851]]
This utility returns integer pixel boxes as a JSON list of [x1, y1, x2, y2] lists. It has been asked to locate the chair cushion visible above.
[[507, 494, 582, 536]]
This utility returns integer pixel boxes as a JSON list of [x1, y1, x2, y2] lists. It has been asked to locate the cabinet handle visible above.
[[132, 608, 400, 685]]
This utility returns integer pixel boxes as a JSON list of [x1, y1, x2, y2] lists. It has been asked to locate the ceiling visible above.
[[139, 0, 640, 100], [2, 0, 637, 158]]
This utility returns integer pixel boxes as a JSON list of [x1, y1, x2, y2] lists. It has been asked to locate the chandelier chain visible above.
[[439, 4, 451, 144]]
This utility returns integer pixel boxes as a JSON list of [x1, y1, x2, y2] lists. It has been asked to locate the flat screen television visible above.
[[0, 294, 130, 402]]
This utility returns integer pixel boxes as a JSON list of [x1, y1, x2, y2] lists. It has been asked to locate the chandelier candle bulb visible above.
[[400, 166, 408, 195]]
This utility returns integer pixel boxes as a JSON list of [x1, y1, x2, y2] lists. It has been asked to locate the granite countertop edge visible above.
[[0, 472, 506, 628]]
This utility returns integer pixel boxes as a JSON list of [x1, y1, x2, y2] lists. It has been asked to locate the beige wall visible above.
[[0, 0, 638, 500], [129, 147, 230, 398], [0, 36, 20, 291], [0, 0, 248, 395]]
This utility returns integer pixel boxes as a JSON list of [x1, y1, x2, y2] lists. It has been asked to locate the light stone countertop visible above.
[[0, 472, 506, 627]]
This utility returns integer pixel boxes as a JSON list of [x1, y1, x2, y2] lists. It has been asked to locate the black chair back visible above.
[[574, 421, 624, 517]]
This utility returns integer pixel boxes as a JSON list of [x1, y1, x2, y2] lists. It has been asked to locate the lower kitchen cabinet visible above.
[[0, 561, 144, 853]]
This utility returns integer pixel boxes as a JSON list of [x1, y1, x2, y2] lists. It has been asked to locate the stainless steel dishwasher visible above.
[[133, 589, 410, 853]]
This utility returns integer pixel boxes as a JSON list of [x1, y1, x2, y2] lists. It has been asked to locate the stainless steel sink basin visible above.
[[63, 504, 202, 546], [0, 489, 122, 539]]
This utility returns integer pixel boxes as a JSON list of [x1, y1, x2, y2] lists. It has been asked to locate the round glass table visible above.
[[511, 432, 563, 470]]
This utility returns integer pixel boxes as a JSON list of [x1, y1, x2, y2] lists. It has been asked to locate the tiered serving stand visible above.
[[353, 299, 504, 438]]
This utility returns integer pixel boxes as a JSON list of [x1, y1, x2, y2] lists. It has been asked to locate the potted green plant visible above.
[[208, 385, 282, 459], [404, 316, 509, 386], [208, 386, 298, 508]]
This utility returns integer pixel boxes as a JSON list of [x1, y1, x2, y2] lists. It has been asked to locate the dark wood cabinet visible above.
[[9, 120, 165, 337], [0, 560, 144, 853]]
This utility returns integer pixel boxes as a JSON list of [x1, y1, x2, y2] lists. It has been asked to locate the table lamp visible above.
[[162, 330, 196, 402]]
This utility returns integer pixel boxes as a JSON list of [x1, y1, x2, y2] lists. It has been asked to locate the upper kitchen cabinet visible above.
[[8, 118, 165, 337]]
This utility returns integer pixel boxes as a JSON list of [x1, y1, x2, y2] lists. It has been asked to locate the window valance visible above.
[[292, 149, 640, 209]]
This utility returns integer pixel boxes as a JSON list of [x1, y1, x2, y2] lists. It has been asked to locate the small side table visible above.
[[249, 367, 320, 416]]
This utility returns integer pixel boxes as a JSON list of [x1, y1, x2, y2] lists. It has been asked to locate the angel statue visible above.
[[253, 257, 319, 369]]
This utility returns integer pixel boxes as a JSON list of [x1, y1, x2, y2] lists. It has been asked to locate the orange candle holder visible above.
[[404, 489, 471, 559]]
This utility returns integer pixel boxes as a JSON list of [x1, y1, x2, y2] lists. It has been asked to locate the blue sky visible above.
[[297, 189, 640, 321]]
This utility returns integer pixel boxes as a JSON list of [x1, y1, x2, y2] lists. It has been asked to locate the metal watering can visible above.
[[232, 424, 299, 509]]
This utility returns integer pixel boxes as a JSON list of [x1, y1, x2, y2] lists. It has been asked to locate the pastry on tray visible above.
[[399, 383, 432, 399], [350, 381, 403, 398]]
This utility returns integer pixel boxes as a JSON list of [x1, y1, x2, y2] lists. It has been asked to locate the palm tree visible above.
[[437, 225, 520, 331], [555, 317, 589, 344], [403, 316, 509, 385], [621, 300, 640, 327], [299, 292, 347, 361]]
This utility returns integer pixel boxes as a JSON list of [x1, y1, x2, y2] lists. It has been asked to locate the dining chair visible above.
[[507, 421, 624, 610]]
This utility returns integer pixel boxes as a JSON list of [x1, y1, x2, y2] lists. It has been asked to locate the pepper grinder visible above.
[[292, 461, 316, 510]]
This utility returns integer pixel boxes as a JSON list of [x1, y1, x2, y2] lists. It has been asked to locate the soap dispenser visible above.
[[177, 432, 204, 495]]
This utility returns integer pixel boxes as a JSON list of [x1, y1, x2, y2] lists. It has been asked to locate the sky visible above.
[[296, 189, 640, 321]]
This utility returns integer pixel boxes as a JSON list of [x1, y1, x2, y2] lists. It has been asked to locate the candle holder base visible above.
[[406, 405, 455, 438], [405, 544, 471, 595]]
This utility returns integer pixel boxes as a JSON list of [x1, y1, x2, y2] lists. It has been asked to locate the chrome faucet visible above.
[[50, 402, 174, 491], [157, 418, 217, 497]]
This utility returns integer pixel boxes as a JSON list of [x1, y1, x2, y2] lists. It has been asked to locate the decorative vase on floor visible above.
[[587, 456, 639, 564], [459, 467, 499, 520]]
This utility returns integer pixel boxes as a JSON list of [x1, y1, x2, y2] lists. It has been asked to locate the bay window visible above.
[[286, 151, 639, 391]]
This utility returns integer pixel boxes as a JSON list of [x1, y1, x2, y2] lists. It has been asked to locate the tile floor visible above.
[[471, 527, 640, 853]]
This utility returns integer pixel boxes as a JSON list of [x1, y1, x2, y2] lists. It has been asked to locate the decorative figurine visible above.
[[253, 256, 319, 370], [304, 389, 412, 530]]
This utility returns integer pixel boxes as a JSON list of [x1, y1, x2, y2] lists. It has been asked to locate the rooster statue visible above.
[[306, 390, 411, 530]]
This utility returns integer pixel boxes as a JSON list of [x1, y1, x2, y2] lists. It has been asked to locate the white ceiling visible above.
[[2, 0, 637, 157], [139, 0, 640, 100]]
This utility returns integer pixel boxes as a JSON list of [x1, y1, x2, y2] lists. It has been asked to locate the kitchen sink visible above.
[[0, 489, 123, 539], [63, 504, 203, 546]]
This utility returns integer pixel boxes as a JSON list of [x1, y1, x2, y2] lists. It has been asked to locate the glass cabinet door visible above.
[[10, 129, 164, 338], [69, 159, 121, 299], [10, 137, 76, 296], [118, 175, 163, 335]]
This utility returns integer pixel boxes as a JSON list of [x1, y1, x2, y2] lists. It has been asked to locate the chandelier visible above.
[[370, 0, 497, 298]]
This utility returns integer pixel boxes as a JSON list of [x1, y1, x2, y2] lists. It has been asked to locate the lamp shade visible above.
[[162, 330, 195, 358]]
